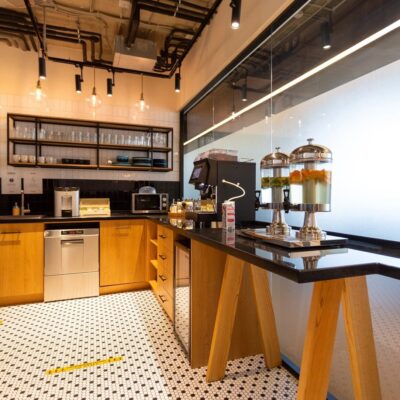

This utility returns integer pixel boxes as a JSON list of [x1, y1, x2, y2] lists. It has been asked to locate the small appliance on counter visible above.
[[80, 198, 111, 217], [131, 186, 168, 214], [189, 158, 255, 225], [250, 138, 347, 249], [54, 187, 80, 217]]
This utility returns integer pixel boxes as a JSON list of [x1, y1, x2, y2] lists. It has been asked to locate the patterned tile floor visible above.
[[0, 291, 298, 400]]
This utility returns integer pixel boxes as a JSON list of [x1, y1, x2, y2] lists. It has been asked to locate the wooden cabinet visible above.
[[0, 223, 44, 306], [147, 224, 177, 320], [100, 220, 147, 289]]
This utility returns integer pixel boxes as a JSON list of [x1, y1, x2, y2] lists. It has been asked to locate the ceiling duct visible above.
[[113, 35, 157, 72]]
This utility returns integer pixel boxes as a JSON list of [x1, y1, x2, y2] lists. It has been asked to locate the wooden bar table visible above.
[[164, 227, 400, 400]]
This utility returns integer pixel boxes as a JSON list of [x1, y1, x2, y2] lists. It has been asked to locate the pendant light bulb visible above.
[[230, 0, 241, 30], [91, 86, 97, 107], [139, 93, 145, 112], [35, 79, 42, 101]]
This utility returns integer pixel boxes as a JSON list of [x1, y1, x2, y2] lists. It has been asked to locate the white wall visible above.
[[183, 59, 400, 400]]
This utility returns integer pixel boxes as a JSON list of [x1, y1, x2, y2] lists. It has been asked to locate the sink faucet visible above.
[[21, 178, 24, 216]]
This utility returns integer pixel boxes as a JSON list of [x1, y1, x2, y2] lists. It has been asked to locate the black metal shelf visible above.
[[7, 113, 174, 172]]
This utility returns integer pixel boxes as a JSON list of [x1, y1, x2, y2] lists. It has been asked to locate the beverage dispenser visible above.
[[260, 147, 290, 235], [289, 138, 332, 239]]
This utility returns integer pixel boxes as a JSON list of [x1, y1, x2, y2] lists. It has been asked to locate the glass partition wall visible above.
[[183, 0, 400, 242]]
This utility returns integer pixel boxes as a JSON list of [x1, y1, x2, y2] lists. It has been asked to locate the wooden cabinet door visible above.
[[0, 223, 44, 306], [100, 220, 146, 286]]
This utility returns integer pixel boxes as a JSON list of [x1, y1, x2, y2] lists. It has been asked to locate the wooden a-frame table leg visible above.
[[297, 279, 344, 400], [342, 276, 382, 400], [249, 265, 281, 368], [206, 255, 245, 382]]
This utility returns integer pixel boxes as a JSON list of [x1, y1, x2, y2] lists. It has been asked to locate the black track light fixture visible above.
[[241, 73, 248, 102], [175, 66, 181, 93], [75, 74, 82, 93], [107, 71, 115, 97], [230, 0, 241, 30], [321, 21, 332, 50], [39, 55, 46, 80], [75, 66, 83, 93]]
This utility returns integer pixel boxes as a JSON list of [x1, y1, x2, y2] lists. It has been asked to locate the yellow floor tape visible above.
[[0, 320, 3, 325], [45, 356, 123, 375]]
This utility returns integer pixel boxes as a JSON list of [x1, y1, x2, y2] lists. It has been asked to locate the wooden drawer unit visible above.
[[157, 225, 174, 250], [157, 248, 173, 297], [100, 220, 146, 287], [0, 223, 44, 306], [156, 286, 173, 320]]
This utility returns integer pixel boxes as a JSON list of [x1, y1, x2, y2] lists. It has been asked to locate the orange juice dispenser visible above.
[[289, 138, 332, 239], [260, 147, 291, 235]]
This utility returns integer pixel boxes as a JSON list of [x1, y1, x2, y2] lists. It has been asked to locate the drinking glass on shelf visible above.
[[47, 130, 54, 141], [71, 130, 76, 142], [125, 135, 132, 145], [38, 128, 46, 140], [83, 132, 90, 143], [118, 134, 125, 145], [99, 133, 105, 144], [112, 133, 118, 145], [105, 133, 111, 144], [90, 132, 97, 143], [55, 131, 62, 141], [76, 131, 83, 142]]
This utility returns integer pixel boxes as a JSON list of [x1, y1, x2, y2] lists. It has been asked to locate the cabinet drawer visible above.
[[157, 225, 174, 249], [157, 248, 173, 297], [157, 286, 173, 321]]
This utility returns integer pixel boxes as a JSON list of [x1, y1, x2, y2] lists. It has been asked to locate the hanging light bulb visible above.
[[136, 74, 149, 112], [85, 67, 102, 110], [230, 0, 241, 30], [91, 86, 97, 106], [35, 80, 43, 101]]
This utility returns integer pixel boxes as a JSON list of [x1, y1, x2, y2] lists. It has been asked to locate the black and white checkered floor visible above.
[[0, 291, 298, 399]]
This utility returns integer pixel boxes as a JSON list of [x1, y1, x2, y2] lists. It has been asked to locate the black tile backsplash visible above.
[[0, 179, 180, 215]]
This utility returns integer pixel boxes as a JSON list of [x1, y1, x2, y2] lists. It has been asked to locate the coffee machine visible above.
[[189, 158, 255, 225], [54, 187, 80, 217]]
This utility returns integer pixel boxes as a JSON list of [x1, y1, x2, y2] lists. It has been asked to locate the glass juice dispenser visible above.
[[289, 138, 332, 239], [260, 147, 290, 235]]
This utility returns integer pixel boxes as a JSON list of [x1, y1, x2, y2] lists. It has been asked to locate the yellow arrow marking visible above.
[[46, 356, 123, 375]]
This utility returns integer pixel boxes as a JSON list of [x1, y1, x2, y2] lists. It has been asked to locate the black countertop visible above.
[[1, 213, 399, 283]]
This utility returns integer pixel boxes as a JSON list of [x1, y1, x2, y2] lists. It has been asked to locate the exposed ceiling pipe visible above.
[[125, 2, 140, 47], [23, 0, 44, 52]]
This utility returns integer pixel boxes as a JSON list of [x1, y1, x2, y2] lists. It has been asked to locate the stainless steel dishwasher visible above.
[[44, 224, 99, 302]]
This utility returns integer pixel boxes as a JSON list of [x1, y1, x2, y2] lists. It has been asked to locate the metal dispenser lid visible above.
[[290, 138, 332, 163], [260, 147, 290, 169]]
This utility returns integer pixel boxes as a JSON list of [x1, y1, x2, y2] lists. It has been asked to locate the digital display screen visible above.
[[190, 166, 202, 180]]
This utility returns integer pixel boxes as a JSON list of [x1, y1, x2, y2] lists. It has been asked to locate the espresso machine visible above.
[[189, 158, 256, 225], [54, 187, 80, 217], [242, 139, 347, 248]]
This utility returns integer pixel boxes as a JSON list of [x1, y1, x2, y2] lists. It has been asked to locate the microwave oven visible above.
[[131, 193, 169, 214]]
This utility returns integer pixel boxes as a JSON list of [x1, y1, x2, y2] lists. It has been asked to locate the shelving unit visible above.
[[7, 113, 174, 172]]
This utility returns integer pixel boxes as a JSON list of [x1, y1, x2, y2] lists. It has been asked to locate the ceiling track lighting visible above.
[[39, 5, 47, 80], [321, 21, 332, 50], [241, 74, 248, 102], [107, 71, 115, 97], [39, 55, 46, 80], [75, 66, 83, 93], [230, 0, 241, 30], [175, 66, 181, 93]]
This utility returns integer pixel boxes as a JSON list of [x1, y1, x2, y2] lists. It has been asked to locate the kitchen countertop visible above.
[[1, 213, 399, 283]]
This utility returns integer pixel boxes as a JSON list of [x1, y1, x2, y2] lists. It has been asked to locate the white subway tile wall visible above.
[[0, 94, 180, 182]]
